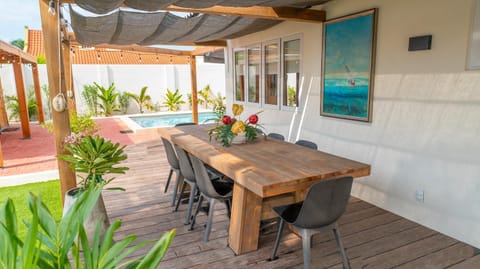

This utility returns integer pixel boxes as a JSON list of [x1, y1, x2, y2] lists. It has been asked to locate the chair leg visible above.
[[270, 218, 285, 261], [174, 182, 186, 212], [164, 168, 173, 193], [189, 195, 204, 231], [333, 223, 350, 269], [171, 172, 182, 206], [204, 198, 216, 242], [224, 199, 231, 219], [184, 184, 197, 225], [301, 229, 312, 269]]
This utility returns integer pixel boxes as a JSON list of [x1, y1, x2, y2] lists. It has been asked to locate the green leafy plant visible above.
[[0, 188, 176, 268], [36, 55, 46, 64], [287, 85, 297, 106], [163, 88, 185, 112], [211, 92, 226, 114], [5, 88, 38, 121], [10, 38, 24, 49], [82, 84, 99, 116], [126, 86, 153, 114], [42, 112, 99, 136], [58, 135, 129, 190], [118, 92, 130, 114], [95, 82, 120, 116], [198, 85, 212, 109]]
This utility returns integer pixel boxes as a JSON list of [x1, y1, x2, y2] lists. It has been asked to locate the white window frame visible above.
[[262, 39, 281, 110], [233, 48, 246, 104], [245, 43, 262, 107], [280, 33, 303, 111]]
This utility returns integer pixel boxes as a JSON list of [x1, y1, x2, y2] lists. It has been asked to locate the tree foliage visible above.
[[162, 88, 185, 112]]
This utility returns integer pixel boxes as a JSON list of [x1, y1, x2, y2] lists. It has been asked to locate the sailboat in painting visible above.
[[345, 64, 355, 87]]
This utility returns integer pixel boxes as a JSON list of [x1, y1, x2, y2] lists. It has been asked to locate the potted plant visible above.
[[209, 104, 262, 147], [58, 134, 129, 241]]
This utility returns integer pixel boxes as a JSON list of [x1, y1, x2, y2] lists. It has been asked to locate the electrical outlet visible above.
[[415, 190, 424, 203]]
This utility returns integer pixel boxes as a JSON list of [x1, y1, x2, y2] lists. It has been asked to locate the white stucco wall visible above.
[[0, 56, 225, 115], [226, 0, 480, 248]]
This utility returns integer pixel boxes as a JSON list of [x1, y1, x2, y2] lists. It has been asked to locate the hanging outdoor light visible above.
[[48, 0, 56, 16]]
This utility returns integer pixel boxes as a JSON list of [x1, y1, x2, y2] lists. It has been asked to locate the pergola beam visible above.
[[59, 1, 326, 23], [0, 40, 37, 64], [164, 5, 326, 23]]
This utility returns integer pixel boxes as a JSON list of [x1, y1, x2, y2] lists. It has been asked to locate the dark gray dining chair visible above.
[[267, 133, 285, 141], [295, 139, 318, 150], [270, 176, 353, 269], [173, 144, 200, 225], [189, 153, 234, 242], [161, 137, 181, 206]]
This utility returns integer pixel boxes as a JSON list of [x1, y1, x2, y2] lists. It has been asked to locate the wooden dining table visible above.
[[158, 124, 371, 255]]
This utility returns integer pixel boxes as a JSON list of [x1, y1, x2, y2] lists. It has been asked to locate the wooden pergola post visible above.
[[190, 56, 198, 124], [39, 0, 76, 202], [32, 64, 45, 123], [0, 77, 9, 128], [12, 59, 31, 139]]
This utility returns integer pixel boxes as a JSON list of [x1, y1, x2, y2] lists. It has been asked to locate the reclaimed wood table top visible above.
[[158, 124, 371, 198]]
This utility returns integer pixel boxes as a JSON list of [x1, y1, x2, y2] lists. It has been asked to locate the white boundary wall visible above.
[[0, 56, 225, 115]]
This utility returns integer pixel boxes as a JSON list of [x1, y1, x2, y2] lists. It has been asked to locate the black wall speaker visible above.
[[408, 35, 432, 51]]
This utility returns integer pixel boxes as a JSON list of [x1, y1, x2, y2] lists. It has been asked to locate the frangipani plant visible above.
[[58, 135, 129, 190], [209, 104, 262, 147]]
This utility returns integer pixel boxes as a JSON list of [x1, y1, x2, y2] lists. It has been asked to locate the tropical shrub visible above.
[[42, 112, 99, 136], [94, 82, 120, 116], [5, 88, 38, 121], [198, 85, 212, 109], [0, 187, 176, 268], [126, 86, 153, 114], [82, 84, 99, 116], [163, 88, 185, 112], [118, 92, 130, 114], [211, 92, 226, 113]]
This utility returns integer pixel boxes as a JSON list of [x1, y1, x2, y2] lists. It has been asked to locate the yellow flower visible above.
[[232, 104, 244, 116], [231, 120, 245, 134]]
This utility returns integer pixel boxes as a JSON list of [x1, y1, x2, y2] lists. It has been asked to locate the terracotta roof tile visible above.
[[26, 29, 190, 65]]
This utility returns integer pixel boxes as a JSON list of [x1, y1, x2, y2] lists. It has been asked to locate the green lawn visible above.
[[0, 180, 63, 238]]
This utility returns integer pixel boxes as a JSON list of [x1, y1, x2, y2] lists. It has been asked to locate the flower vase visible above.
[[232, 132, 247, 144]]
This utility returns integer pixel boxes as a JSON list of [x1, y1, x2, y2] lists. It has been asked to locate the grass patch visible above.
[[0, 180, 62, 238]]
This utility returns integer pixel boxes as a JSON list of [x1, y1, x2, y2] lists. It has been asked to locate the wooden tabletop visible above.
[[158, 124, 371, 198]]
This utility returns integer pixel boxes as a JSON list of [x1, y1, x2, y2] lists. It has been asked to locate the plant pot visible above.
[[232, 132, 247, 144], [63, 187, 110, 245]]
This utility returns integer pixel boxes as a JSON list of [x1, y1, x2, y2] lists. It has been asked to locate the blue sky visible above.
[[0, 0, 42, 42]]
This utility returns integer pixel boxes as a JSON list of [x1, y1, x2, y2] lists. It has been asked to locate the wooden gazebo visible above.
[[0, 40, 45, 167]]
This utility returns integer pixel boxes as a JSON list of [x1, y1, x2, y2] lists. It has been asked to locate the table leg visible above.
[[228, 183, 262, 255]]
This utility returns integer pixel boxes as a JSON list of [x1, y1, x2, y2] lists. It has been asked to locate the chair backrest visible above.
[[295, 139, 318, 150], [173, 145, 196, 183], [161, 137, 179, 169], [189, 153, 226, 199], [267, 133, 285, 141], [294, 176, 353, 229], [175, 122, 196, 126]]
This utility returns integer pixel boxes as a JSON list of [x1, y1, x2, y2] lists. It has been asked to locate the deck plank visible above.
[[102, 140, 479, 269]]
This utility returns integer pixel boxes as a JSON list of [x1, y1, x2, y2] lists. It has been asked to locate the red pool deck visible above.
[[0, 117, 161, 177]]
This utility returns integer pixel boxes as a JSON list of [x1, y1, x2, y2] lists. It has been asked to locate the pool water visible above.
[[129, 112, 217, 128]]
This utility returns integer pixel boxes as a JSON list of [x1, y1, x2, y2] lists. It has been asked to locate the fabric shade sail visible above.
[[68, 0, 329, 46]]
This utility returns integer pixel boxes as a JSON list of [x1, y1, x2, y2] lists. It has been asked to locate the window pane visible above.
[[234, 50, 245, 102], [248, 47, 260, 103], [264, 43, 279, 105], [283, 39, 300, 107]]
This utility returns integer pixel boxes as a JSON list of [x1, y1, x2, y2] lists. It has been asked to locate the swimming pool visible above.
[[129, 112, 217, 128]]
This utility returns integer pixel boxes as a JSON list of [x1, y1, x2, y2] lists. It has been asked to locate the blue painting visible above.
[[321, 9, 377, 122]]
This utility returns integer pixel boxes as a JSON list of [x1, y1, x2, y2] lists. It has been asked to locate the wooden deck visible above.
[[103, 140, 480, 268]]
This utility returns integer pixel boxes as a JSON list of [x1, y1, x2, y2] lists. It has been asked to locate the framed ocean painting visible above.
[[321, 9, 377, 122]]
